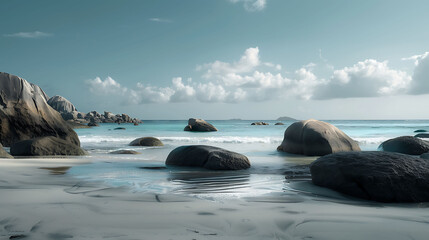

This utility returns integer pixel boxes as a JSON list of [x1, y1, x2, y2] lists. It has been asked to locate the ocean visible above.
[[69, 120, 429, 200]]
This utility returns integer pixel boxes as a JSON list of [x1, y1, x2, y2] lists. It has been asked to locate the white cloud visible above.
[[3, 31, 52, 38], [409, 53, 429, 94], [229, 0, 267, 12], [402, 52, 429, 65], [87, 48, 428, 105], [149, 18, 172, 23], [87, 77, 127, 95], [314, 59, 411, 99]]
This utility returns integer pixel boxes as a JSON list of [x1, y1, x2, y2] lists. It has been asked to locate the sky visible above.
[[1, 0, 429, 120]]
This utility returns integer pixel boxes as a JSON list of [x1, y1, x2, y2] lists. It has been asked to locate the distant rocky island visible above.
[[47, 95, 142, 124], [276, 116, 296, 121]]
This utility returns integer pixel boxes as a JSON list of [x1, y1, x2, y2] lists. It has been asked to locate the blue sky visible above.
[[2, 0, 429, 119]]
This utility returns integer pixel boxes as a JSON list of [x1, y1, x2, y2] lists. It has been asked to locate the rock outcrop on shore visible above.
[[0, 143, 13, 158], [310, 151, 429, 202], [129, 137, 164, 146], [47, 95, 142, 124], [379, 136, 429, 155], [10, 136, 86, 156], [184, 118, 217, 132], [0, 72, 80, 147], [166, 145, 250, 170], [277, 119, 360, 156]]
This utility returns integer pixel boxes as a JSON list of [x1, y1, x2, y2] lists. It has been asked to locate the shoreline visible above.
[[1, 157, 428, 239]]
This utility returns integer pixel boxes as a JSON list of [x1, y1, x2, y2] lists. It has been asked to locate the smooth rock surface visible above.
[[310, 151, 429, 202], [0, 72, 80, 146], [379, 136, 429, 155], [10, 136, 86, 156], [277, 119, 360, 156], [184, 118, 217, 132], [129, 137, 164, 146], [47, 95, 77, 114], [166, 145, 250, 170], [0, 143, 13, 158]]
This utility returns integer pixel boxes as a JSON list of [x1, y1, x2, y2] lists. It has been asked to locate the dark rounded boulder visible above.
[[166, 145, 250, 170], [184, 118, 217, 132], [129, 137, 164, 146], [274, 122, 284, 125], [414, 129, 427, 133], [0, 72, 80, 147], [415, 133, 429, 138], [10, 136, 86, 156], [310, 151, 429, 203], [277, 119, 360, 156], [379, 136, 429, 155], [251, 122, 269, 125], [114, 127, 126, 130], [0, 143, 13, 158]]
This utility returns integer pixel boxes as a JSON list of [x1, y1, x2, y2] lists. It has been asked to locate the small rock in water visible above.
[[129, 137, 164, 146], [414, 129, 427, 133], [114, 127, 126, 130], [251, 122, 269, 125], [110, 150, 141, 154], [415, 133, 429, 138]]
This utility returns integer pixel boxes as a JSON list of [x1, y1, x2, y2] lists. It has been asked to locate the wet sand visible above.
[[0, 158, 428, 240]]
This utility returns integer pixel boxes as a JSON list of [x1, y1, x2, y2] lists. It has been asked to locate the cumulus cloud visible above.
[[408, 53, 429, 94], [3, 31, 52, 38], [229, 0, 267, 12], [87, 77, 127, 95], [314, 59, 411, 99], [87, 48, 429, 105]]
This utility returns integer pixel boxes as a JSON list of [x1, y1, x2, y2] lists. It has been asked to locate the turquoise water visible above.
[[69, 120, 429, 199]]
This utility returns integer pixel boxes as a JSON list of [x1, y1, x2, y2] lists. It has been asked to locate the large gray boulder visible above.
[[129, 137, 164, 146], [10, 136, 86, 156], [277, 119, 360, 156], [184, 118, 217, 132], [310, 151, 429, 202], [0, 143, 13, 158], [47, 95, 77, 114], [166, 145, 250, 170], [0, 72, 80, 147], [379, 136, 429, 155]]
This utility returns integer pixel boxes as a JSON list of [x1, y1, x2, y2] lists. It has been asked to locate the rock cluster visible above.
[[277, 119, 360, 156], [47, 95, 142, 124]]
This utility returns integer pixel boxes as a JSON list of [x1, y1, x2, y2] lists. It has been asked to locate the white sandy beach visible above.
[[1, 157, 428, 240]]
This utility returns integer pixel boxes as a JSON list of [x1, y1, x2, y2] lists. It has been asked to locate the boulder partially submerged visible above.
[[251, 122, 269, 125], [277, 119, 360, 156], [166, 145, 250, 170], [110, 150, 140, 154], [0, 143, 13, 158], [129, 137, 164, 146], [379, 136, 429, 155], [414, 133, 429, 138], [184, 118, 217, 132], [0, 72, 80, 147], [10, 136, 86, 156], [310, 151, 429, 202]]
